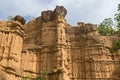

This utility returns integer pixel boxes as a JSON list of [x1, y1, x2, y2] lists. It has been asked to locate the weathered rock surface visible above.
[[14, 15, 26, 25], [0, 6, 120, 80], [0, 16, 25, 80]]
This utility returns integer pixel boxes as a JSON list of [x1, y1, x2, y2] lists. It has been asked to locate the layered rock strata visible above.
[[0, 15, 25, 80]]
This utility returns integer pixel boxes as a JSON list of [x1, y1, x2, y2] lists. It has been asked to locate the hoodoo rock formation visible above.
[[0, 6, 120, 80]]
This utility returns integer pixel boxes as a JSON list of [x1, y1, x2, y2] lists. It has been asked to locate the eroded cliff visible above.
[[0, 15, 25, 80], [0, 6, 120, 80]]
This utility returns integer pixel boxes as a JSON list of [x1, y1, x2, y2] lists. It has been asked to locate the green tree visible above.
[[114, 4, 120, 31], [98, 18, 115, 36]]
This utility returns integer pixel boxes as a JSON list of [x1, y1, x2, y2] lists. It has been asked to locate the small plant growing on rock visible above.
[[21, 70, 52, 80], [110, 40, 120, 53]]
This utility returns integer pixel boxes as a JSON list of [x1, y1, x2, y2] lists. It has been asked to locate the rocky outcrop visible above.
[[22, 6, 69, 80], [0, 6, 120, 80], [14, 15, 26, 25], [0, 15, 25, 80]]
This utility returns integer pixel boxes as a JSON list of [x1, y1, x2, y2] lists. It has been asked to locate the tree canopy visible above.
[[98, 18, 115, 36], [114, 4, 120, 31], [98, 4, 120, 36]]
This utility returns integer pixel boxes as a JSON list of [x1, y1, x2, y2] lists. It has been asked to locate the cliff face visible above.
[[0, 6, 120, 80], [0, 16, 25, 80]]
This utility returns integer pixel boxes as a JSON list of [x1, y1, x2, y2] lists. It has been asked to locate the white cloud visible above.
[[0, 0, 119, 25], [0, 0, 52, 19], [59, 0, 119, 25]]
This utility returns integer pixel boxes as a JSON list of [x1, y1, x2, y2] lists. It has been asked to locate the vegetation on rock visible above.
[[21, 71, 51, 80], [110, 40, 120, 53], [97, 4, 120, 54], [98, 18, 115, 36]]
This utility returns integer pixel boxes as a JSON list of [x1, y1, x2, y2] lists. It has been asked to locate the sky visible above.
[[0, 0, 119, 25]]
